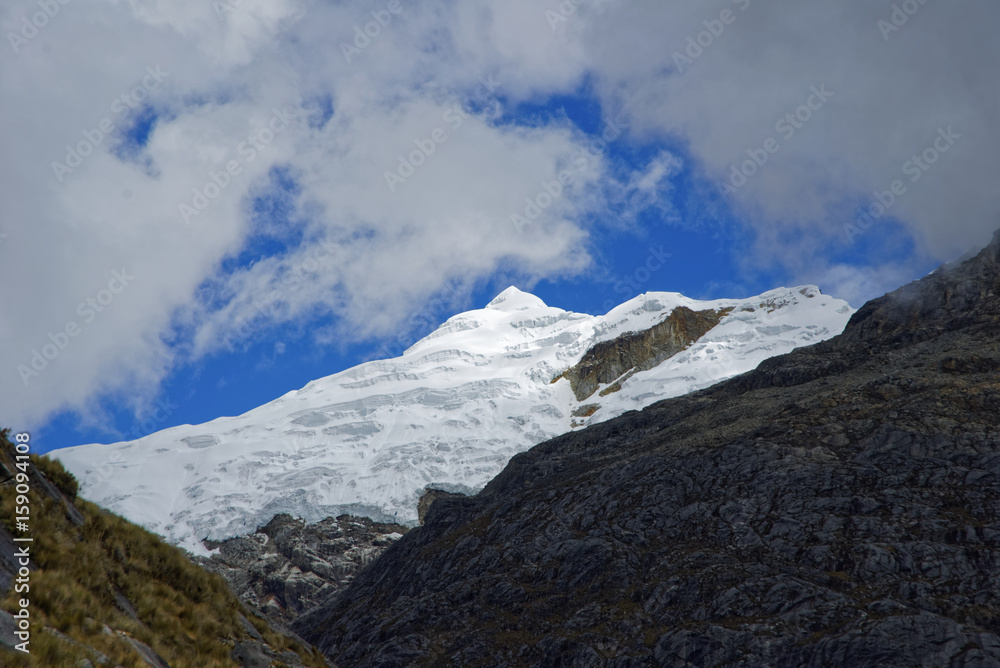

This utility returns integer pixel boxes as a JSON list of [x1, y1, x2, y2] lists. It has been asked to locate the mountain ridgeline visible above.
[[293, 231, 1000, 666], [56, 285, 852, 556]]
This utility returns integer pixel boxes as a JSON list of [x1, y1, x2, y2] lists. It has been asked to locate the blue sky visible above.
[[1, 1, 994, 454], [31, 89, 933, 454]]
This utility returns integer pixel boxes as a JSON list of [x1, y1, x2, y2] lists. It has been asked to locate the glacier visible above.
[[55, 286, 854, 555]]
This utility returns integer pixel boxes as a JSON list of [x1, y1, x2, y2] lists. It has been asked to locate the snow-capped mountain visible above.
[[56, 286, 854, 555]]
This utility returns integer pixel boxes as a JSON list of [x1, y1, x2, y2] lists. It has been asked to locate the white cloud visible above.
[[1, 0, 997, 432], [0, 0, 609, 429], [576, 0, 1000, 264], [809, 261, 929, 312]]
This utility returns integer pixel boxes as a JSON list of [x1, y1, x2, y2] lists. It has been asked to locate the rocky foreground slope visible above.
[[198, 513, 408, 628], [294, 231, 1000, 667], [0, 432, 328, 667]]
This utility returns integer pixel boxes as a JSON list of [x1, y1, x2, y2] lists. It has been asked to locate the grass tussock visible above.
[[0, 431, 327, 667]]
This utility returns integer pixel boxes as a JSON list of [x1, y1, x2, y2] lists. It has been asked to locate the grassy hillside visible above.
[[0, 428, 328, 667]]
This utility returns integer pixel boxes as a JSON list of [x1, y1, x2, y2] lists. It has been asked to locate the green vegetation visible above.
[[31, 454, 78, 500], [0, 430, 327, 667]]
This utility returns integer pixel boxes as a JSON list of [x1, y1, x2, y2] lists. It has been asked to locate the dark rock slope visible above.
[[294, 231, 1000, 667], [199, 513, 408, 628]]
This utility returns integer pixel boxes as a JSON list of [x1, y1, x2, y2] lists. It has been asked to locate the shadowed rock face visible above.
[[418, 489, 467, 525], [199, 514, 408, 628], [558, 306, 732, 401], [294, 232, 1000, 667]]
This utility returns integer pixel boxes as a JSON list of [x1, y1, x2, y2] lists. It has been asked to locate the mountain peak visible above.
[[295, 229, 1000, 668], [55, 283, 853, 555], [485, 286, 547, 312]]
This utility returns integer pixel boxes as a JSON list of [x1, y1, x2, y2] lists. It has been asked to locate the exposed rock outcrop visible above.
[[556, 306, 732, 401], [294, 231, 1000, 666], [417, 489, 467, 525], [199, 514, 408, 628]]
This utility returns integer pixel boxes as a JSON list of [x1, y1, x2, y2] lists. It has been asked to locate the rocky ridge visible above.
[[293, 231, 1000, 667], [199, 513, 408, 629]]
